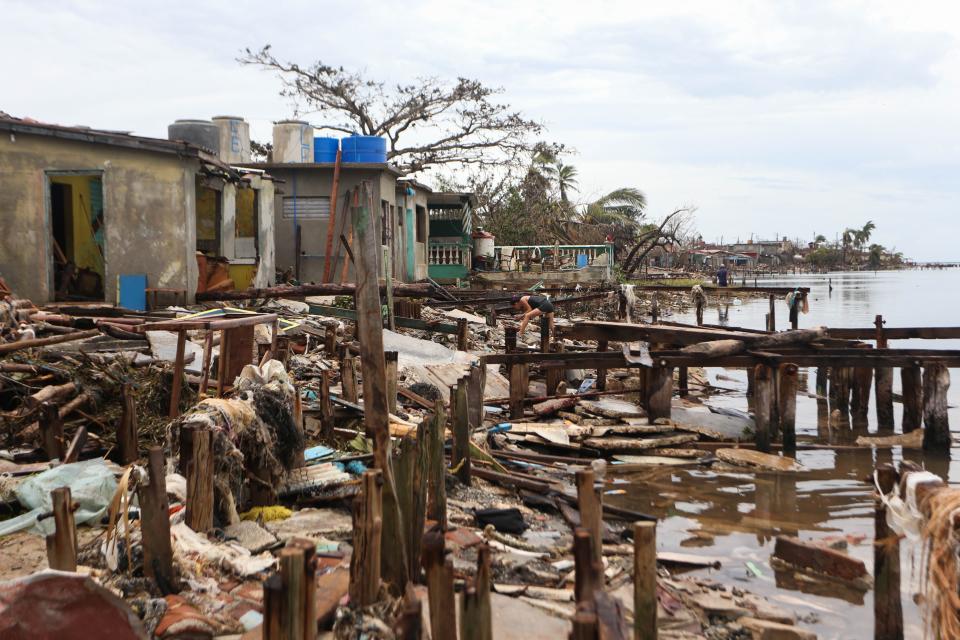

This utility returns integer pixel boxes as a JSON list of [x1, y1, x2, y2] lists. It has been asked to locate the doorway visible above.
[[48, 172, 105, 301]]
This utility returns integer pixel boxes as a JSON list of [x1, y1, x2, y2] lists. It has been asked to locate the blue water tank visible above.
[[341, 135, 387, 163], [313, 137, 339, 163]]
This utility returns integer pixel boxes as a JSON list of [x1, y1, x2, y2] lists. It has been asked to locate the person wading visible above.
[[512, 294, 555, 336]]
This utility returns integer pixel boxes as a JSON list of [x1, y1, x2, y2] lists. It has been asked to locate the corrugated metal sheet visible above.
[[282, 196, 329, 220]]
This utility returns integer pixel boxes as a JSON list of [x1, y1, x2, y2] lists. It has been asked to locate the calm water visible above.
[[610, 270, 960, 639]]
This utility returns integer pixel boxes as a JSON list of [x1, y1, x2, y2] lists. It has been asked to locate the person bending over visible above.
[[512, 294, 555, 335]]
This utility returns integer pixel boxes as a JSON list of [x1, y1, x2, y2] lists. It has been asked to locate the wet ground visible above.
[[610, 270, 960, 639]]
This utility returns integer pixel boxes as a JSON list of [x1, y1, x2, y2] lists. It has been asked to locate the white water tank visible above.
[[272, 120, 313, 163], [473, 229, 495, 258], [212, 116, 251, 163], [168, 119, 220, 154]]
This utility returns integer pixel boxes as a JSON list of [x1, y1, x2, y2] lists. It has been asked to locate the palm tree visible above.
[[581, 188, 647, 226], [814, 234, 827, 246], [854, 220, 876, 251], [554, 162, 578, 206]]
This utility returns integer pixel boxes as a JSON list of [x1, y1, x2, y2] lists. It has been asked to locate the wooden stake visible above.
[[426, 402, 448, 531], [754, 365, 773, 453], [678, 367, 689, 397], [319, 369, 334, 440], [546, 342, 563, 396], [39, 402, 64, 461], [394, 583, 424, 640], [874, 465, 902, 640], [385, 351, 399, 415], [576, 469, 603, 568], [185, 427, 213, 533], [457, 317, 469, 351], [778, 364, 798, 453], [350, 469, 383, 607], [874, 315, 894, 431], [452, 378, 471, 485], [322, 148, 343, 283], [816, 366, 828, 396], [509, 363, 528, 419], [217, 328, 229, 397], [421, 527, 456, 640], [199, 330, 213, 396], [138, 446, 175, 594], [922, 364, 950, 451], [169, 330, 187, 417], [394, 429, 429, 584], [324, 323, 337, 355], [852, 366, 873, 421], [118, 383, 138, 464], [768, 294, 776, 332], [263, 573, 283, 640], [573, 528, 600, 604], [505, 327, 518, 354], [830, 366, 851, 414], [596, 340, 608, 391], [634, 521, 657, 640], [645, 366, 673, 421], [540, 316, 551, 353], [46, 487, 77, 571], [280, 547, 306, 640], [460, 545, 493, 640], [900, 365, 923, 432], [63, 426, 87, 464], [341, 354, 358, 404]]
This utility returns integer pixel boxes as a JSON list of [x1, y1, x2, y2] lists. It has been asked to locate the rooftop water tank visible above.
[[473, 229, 496, 258], [212, 116, 251, 164], [272, 120, 313, 163], [313, 136, 339, 163], [167, 119, 220, 154], [341, 135, 387, 163]]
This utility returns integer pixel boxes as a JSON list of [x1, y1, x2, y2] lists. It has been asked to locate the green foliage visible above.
[[805, 247, 843, 269]]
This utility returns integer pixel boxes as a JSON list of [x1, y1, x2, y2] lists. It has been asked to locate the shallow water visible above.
[[609, 270, 960, 639]]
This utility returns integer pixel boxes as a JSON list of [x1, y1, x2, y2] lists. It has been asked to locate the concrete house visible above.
[[0, 113, 276, 305]]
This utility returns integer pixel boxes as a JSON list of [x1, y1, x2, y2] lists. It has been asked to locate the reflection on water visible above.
[[617, 270, 960, 639]]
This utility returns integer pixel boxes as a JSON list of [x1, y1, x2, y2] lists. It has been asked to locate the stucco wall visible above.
[[0, 133, 198, 303], [268, 167, 389, 283]]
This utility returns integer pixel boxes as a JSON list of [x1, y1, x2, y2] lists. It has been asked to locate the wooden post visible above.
[[341, 354, 358, 404], [217, 328, 229, 397], [874, 315, 894, 431], [350, 469, 383, 607], [280, 547, 306, 640], [118, 383, 138, 464], [816, 366, 828, 396], [421, 527, 457, 640], [324, 323, 337, 355], [922, 364, 950, 451], [852, 366, 873, 421], [509, 363, 527, 419], [460, 544, 493, 640], [426, 402, 448, 531], [596, 339, 608, 391], [768, 294, 776, 332], [874, 465, 903, 640], [178, 424, 195, 476], [138, 447, 174, 594], [900, 365, 923, 432], [319, 369, 334, 440], [394, 583, 424, 640], [504, 326, 518, 353], [830, 366, 851, 414], [754, 365, 773, 453], [199, 330, 213, 396], [186, 427, 214, 533], [456, 317, 469, 351], [695, 298, 705, 326], [452, 378, 471, 485], [540, 316, 551, 353], [467, 364, 485, 432], [263, 574, 283, 640], [678, 367, 689, 397], [634, 521, 657, 640], [778, 364, 798, 453], [385, 351, 399, 415], [573, 528, 600, 605], [486, 305, 497, 327], [789, 293, 800, 330], [576, 470, 603, 568], [39, 402, 65, 461], [321, 148, 342, 282], [646, 365, 673, 421], [169, 329, 187, 417], [546, 342, 563, 396], [46, 487, 77, 571], [650, 293, 659, 323], [394, 429, 429, 585]]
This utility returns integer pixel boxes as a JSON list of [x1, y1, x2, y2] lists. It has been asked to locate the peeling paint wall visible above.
[[0, 133, 199, 303], [251, 175, 275, 288]]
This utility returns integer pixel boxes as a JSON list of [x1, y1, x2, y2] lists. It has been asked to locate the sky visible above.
[[3, 0, 959, 260]]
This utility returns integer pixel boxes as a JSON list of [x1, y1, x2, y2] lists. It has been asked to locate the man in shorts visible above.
[[512, 294, 556, 335]]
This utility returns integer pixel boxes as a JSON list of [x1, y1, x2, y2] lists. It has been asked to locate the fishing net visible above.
[[921, 487, 960, 640]]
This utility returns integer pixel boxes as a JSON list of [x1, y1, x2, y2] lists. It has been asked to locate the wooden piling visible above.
[[874, 465, 903, 640], [263, 573, 283, 639], [385, 351, 399, 415], [185, 427, 214, 533], [922, 363, 950, 451], [39, 402, 64, 461], [573, 528, 600, 605], [199, 330, 213, 396], [422, 527, 456, 640], [46, 487, 77, 572], [830, 366, 851, 414], [426, 402, 448, 531], [394, 429, 428, 585], [645, 365, 673, 421], [457, 317, 469, 351], [341, 354, 358, 404], [596, 340, 608, 391], [540, 316, 551, 353], [319, 369, 334, 440], [280, 547, 306, 640], [678, 367, 689, 397], [815, 366, 828, 396], [754, 365, 773, 453], [634, 521, 657, 640], [852, 367, 873, 421], [118, 383, 138, 464], [505, 326, 518, 353], [768, 294, 776, 331], [778, 364, 798, 453], [874, 315, 894, 431], [323, 323, 337, 355], [509, 363, 528, 419], [576, 469, 603, 568], [546, 342, 564, 395], [169, 329, 187, 417], [138, 446, 175, 594], [460, 544, 493, 640], [394, 583, 424, 640], [452, 378, 471, 485], [900, 365, 923, 432], [350, 469, 383, 607]]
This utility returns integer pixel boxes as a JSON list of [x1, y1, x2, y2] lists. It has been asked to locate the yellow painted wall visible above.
[[236, 186, 256, 238], [49, 175, 104, 278]]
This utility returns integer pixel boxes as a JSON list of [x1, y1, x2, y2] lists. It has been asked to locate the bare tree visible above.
[[620, 207, 696, 277], [240, 46, 544, 173]]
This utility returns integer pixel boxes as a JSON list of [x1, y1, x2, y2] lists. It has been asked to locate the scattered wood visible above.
[[715, 449, 802, 472], [582, 434, 697, 452], [772, 536, 869, 585]]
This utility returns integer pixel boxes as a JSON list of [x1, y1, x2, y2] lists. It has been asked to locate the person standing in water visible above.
[[717, 263, 729, 287], [512, 294, 555, 335]]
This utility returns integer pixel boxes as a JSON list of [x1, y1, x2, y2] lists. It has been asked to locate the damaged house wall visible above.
[[0, 130, 201, 304]]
